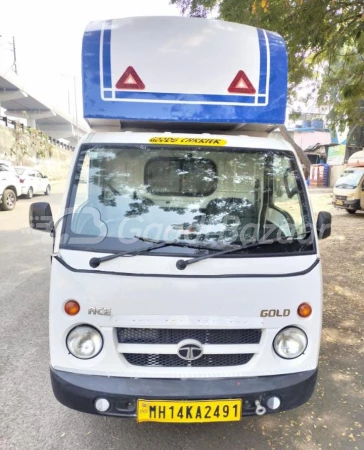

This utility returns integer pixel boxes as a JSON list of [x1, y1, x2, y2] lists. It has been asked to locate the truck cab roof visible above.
[[83, 131, 294, 152]]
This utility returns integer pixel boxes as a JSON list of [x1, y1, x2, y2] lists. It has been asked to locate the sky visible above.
[[0, 0, 180, 118]]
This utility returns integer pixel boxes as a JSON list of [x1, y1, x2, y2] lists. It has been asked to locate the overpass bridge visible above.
[[0, 57, 88, 147]]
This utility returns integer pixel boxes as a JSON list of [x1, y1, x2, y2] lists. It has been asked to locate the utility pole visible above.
[[61, 73, 80, 139], [0, 35, 18, 74], [12, 36, 18, 74], [73, 76, 79, 140], [61, 73, 80, 140]]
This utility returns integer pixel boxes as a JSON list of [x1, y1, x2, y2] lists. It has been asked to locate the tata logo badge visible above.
[[177, 340, 203, 361]]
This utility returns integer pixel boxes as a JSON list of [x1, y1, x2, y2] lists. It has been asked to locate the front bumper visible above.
[[51, 367, 318, 417], [333, 199, 360, 210]]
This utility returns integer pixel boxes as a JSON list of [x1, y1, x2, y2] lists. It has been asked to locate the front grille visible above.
[[123, 353, 253, 367], [336, 195, 347, 201], [117, 328, 262, 345]]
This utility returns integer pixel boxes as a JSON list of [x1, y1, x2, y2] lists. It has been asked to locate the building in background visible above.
[[271, 118, 348, 187]]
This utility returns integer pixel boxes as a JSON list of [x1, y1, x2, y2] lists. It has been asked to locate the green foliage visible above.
[[317, 47, 364, 131], [11, 126, 29, 163], [10, 126, 55, 164], [171, 0, 364, 127], [29, 129, 53, 159]]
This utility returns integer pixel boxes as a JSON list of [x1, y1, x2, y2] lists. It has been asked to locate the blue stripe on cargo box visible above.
[[102, 22, 112, 89], [257, 28, 268, 95]]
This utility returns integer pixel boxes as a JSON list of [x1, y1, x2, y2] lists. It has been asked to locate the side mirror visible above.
[[29, 202, 54, 233], [317, 211, 331, 240]]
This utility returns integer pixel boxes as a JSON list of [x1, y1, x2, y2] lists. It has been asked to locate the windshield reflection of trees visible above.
[[76, 150, 307, 245], [87, 161, 259, 241]]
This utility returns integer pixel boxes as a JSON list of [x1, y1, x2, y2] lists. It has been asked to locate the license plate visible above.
[[336, 200, 344, 205], [137, 399, 242, 423]]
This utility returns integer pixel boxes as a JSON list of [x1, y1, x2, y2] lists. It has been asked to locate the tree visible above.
[[171, 0, 364, 129], [317, 49, 364, 131]]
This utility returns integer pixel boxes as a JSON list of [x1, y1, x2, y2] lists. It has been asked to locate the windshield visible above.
[[61, 144, 313, 255], [335, 170, 364, 189]]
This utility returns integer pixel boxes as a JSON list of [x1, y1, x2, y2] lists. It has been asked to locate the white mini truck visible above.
[[30, 17, 331, 422]]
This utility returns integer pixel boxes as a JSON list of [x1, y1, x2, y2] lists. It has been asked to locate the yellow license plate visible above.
[[336, 200, 344, 205], [137, 399, 242, 423]]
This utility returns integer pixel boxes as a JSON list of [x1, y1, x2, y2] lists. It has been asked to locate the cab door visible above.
[[360, 177, 364, 209], [34, 170, 44, 193], [27, 170, 37, 191], [0, 164, 9, 193]]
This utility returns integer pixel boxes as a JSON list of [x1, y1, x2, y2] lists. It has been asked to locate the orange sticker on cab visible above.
[[149, 137, 227, 146]]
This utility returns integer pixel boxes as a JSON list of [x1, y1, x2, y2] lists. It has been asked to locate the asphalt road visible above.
[[0, 186, 363, 450]]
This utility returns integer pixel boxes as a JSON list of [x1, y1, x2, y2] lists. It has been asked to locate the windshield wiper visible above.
[[89, 235, 311, 269], [89, 236, 223, 268], [135, 236, 236, 251], [175, 236, 298, 270]]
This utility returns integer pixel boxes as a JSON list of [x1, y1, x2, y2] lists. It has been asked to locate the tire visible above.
[[44, 185, 51, 196], [346, 209, 357, 214], [1, 189, 17, 211], [26, 187, 34, 199]]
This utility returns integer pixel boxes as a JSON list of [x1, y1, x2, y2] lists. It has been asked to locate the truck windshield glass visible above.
[[335, 170, 364, 189], [61, 144, 313, 255]]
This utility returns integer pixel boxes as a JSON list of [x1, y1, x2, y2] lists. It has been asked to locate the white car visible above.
[[14, 167, 51, 199], [0, 162, 21, 211]]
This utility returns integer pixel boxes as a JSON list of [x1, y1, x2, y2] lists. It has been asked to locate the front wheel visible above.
[[44, 185, 51, 196], [26, 187, 34, 199], [1, 189, 17, 211], [346, 209, 357, 215]]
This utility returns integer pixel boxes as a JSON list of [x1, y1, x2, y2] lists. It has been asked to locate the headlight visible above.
[[273, 327, 307, 359], [346, 193, 356, 200], [66, 325, 103, 359]]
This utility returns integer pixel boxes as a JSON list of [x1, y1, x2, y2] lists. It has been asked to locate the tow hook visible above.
[[255, 400, 267, 416]]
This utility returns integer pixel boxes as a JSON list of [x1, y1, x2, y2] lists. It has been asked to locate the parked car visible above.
[[0, 162, 21, 211], [14, 167, 51, 199]]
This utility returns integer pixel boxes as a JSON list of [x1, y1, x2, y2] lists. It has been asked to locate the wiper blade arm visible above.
[[89, 237, 223, 268], [175, 237, 294, 270], [89, 240, 169, 268], [135, 236, 234, 251]]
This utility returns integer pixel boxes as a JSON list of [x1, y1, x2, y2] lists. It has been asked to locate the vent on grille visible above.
[[336, 195, 347, 201], [123, 353, 254, 367], [117, 328, 262, 345]]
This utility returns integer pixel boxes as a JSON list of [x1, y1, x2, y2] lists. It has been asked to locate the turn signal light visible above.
[[64, 300, 80, 316], [297, 303, 312, 318]]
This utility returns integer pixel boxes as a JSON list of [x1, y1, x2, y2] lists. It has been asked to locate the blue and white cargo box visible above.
[[82, 16, 287, 130]]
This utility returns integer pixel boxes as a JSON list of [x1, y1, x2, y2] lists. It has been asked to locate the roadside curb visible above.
[[308, 188, 333, 195], [49, 179, 67, 185]]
